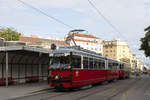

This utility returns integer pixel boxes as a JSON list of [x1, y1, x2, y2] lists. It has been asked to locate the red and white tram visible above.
[[48, 46, 130, 89]]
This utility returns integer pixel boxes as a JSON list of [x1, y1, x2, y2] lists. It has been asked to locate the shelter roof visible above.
[[0, 46, 50, 54]]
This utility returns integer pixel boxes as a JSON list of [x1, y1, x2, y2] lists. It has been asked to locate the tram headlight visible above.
[[68, 66, 71, 68], [55, 75, 59, 80], [75, 71, 79, 77]]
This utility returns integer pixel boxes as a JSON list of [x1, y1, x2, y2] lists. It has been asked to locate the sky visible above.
[[0, 0, 150, 65]]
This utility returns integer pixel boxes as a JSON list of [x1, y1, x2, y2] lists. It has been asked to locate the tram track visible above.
[[73, 78, 139, 100], [36, 78, 136, 100], [40, 78, 135, 100], [10, 77, 140, 100], [9, 88, 56, 100], [14, 79, 122, 100], [106, 77, 144, 100], [110, 76, 150, 100]]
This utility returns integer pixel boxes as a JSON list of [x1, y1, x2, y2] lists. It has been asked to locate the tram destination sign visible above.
[[49, 53, 70, 57]]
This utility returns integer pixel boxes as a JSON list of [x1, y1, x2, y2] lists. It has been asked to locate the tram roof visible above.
[[52, 46, 103, 58], [52, 46, 128, 64]]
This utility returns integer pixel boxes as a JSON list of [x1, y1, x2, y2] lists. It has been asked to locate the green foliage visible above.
[[140, 26, 150, 57], [0, 27, 21, 41]]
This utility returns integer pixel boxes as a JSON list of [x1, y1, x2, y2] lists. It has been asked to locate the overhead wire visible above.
[[17, 0, 74, 29], [87, 0, 127, 40], [87, 0, 146, 60]]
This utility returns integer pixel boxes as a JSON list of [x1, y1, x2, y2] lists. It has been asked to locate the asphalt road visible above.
[[10, 75, 150, 100]]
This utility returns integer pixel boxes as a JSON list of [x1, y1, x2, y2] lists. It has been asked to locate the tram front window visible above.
[[50, 56, 70, 68]]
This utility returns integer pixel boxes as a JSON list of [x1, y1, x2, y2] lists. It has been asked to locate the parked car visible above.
[[143, 71, 148, 75]]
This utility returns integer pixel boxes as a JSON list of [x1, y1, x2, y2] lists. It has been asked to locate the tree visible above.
[[0, 27, 21, 41], [140, 26, 150, 57]]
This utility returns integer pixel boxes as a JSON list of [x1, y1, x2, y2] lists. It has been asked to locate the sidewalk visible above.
[[0, 81, 49, 100]]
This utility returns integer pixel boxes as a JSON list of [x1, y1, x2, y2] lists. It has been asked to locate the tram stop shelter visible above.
[[0, 46, 50, 87]]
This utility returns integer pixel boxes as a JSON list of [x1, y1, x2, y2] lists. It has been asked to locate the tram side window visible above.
[[112, 63, 117, 70], [102, 61, 105, 69], [98, 61, 101, 69], [120, 64, 124, 70], [108, 62, 113, 70], [83, 57, 88, 69], [96, 59, 99, 69], [93, 59, 97, 69], [100, 61, 105, 69], [117, 63, 119, 69], [89, 58, 93, 69], [72, 56, 81, 69], [115, 63, 119, 70], [122, 64, 124, 69], [112, 63, 114, 70], [119, 64, 121, 69]]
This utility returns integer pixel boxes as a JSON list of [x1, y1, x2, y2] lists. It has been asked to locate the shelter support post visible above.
[[39, 52, 42, 80], [5, 52, 8, 87]]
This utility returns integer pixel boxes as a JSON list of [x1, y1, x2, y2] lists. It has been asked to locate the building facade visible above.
[[103, 39, 131, 60], [66, 31, 103, 54], [19, 34, 68, 48], [103, 39, 135, 68]]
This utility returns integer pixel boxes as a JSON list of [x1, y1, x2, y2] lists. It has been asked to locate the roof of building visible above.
[[19, 36, 68, 46], [72, 33, 100, 39]]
